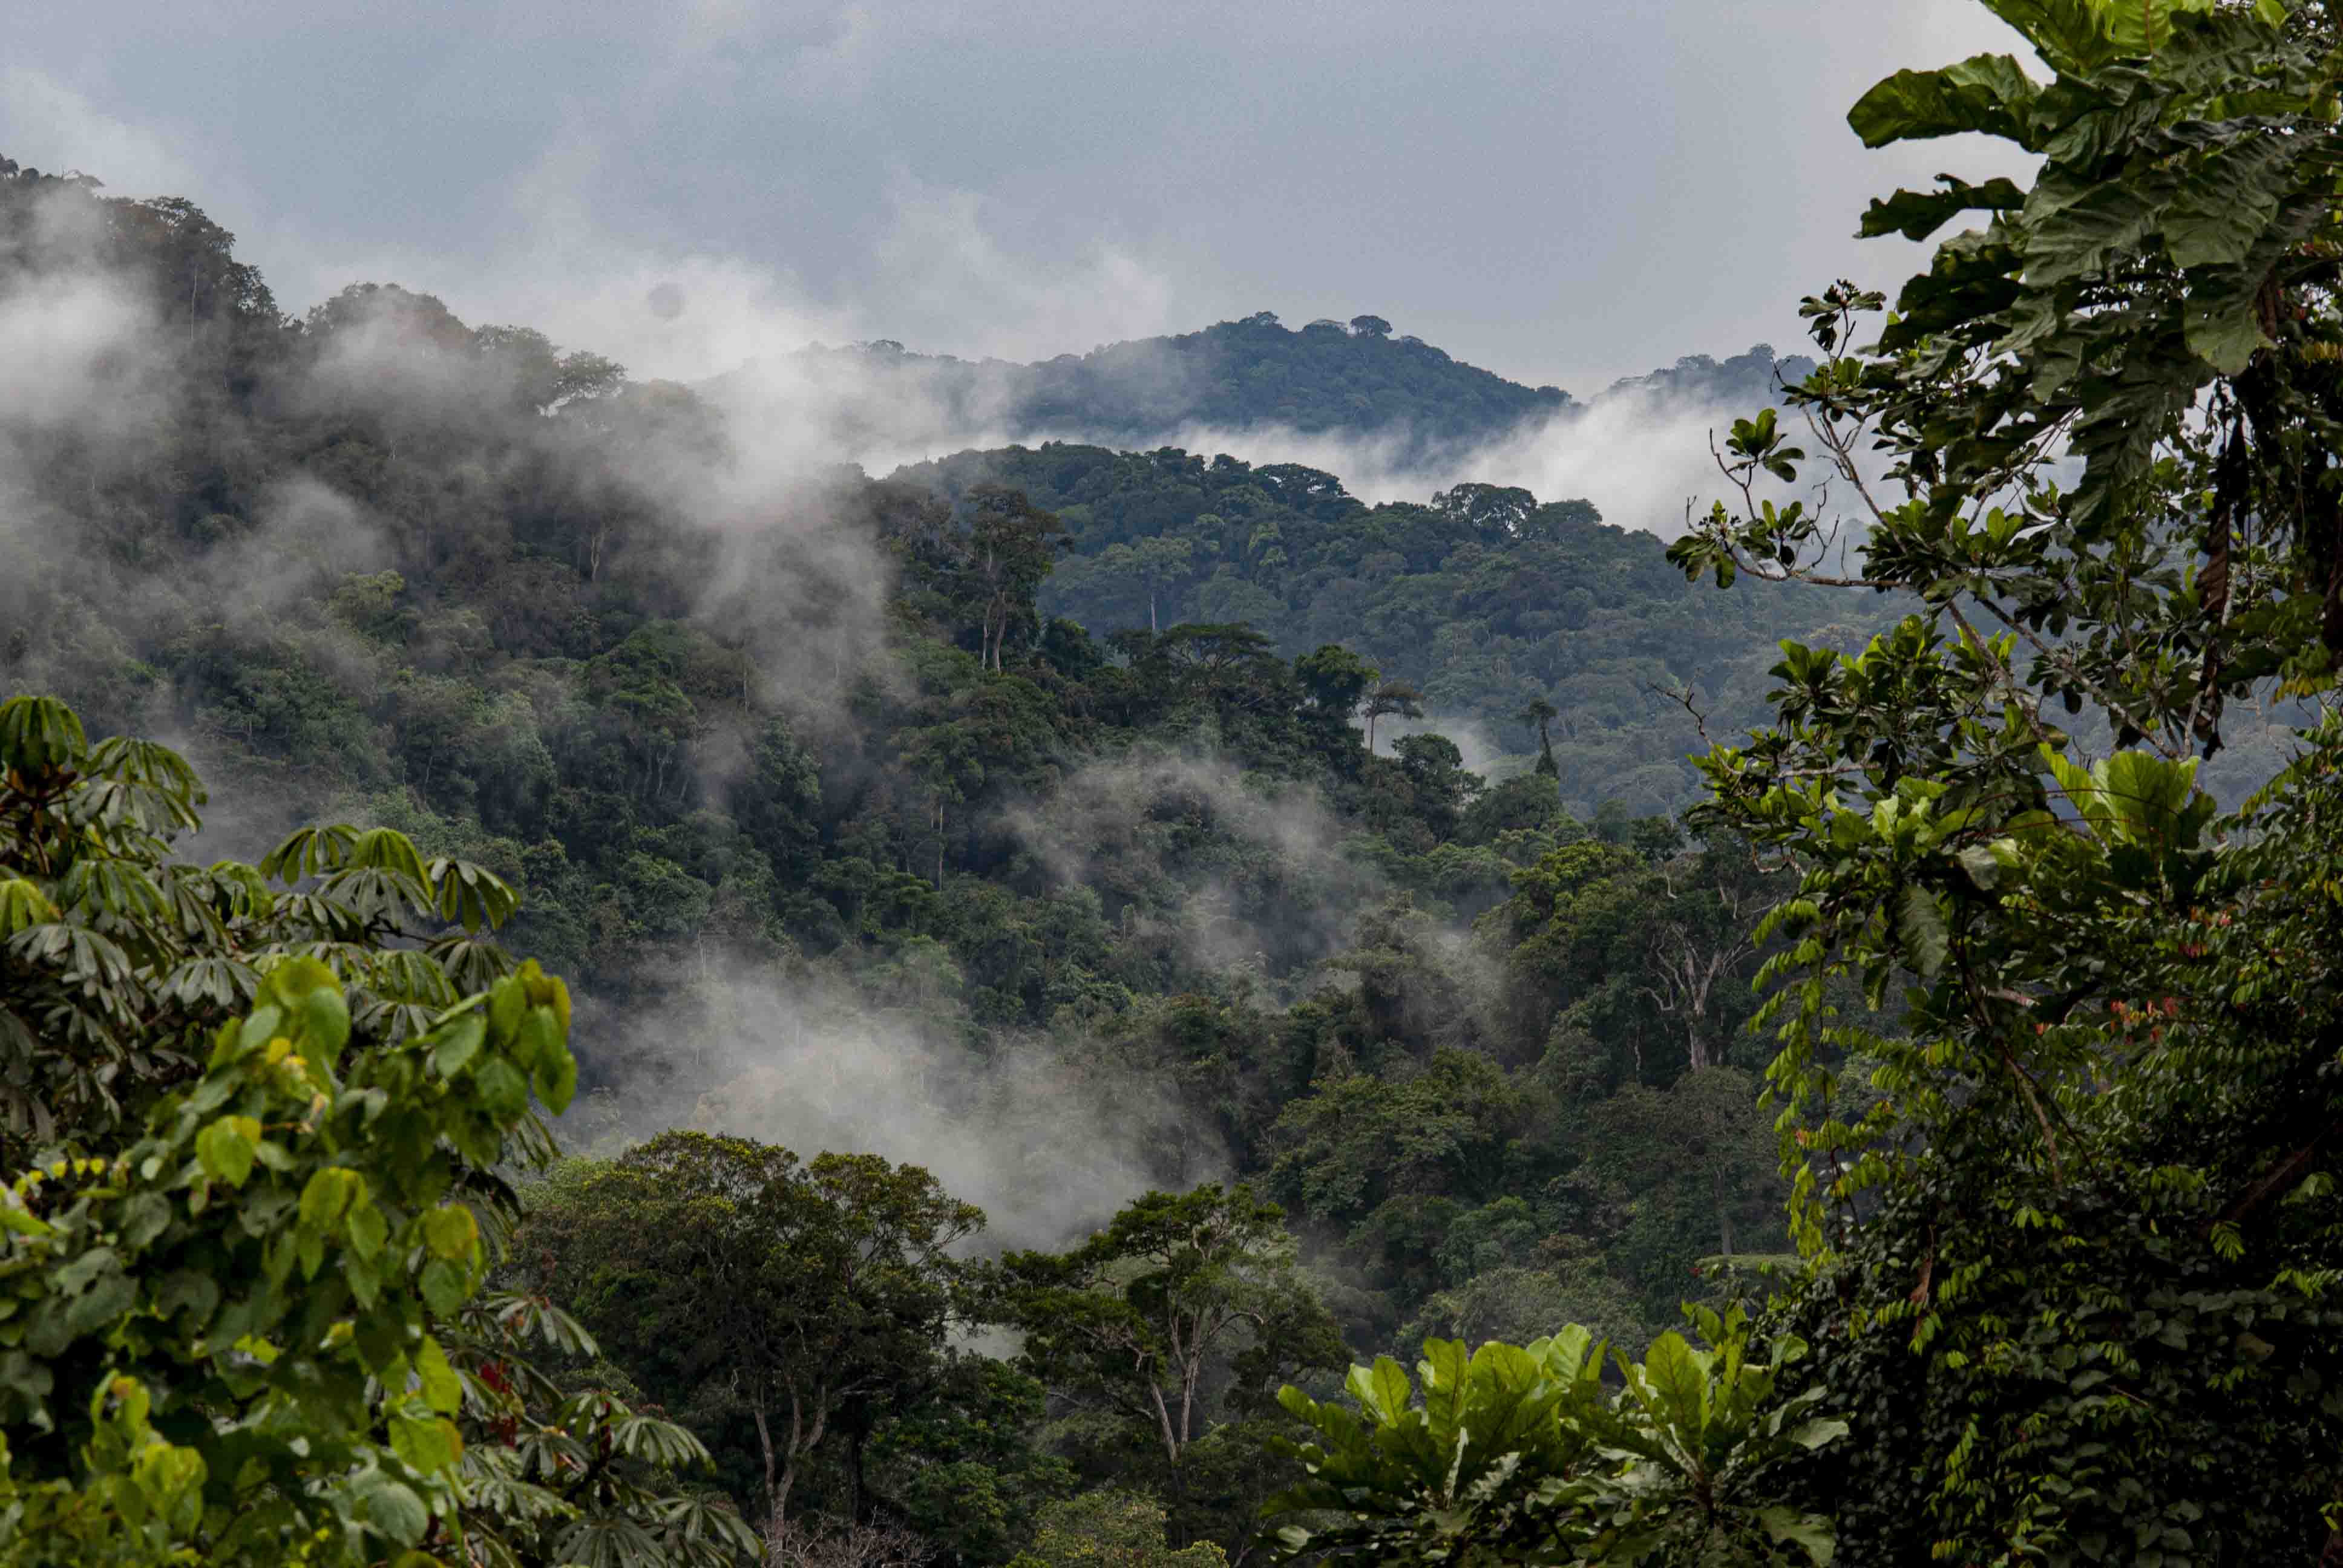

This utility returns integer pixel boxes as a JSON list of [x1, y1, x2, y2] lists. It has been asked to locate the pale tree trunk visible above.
[[751, 1390, 785, 1567], [1148, 1383, 1182, 1469]]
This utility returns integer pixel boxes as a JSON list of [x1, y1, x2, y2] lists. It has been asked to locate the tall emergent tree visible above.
[[520, 1131, 985, 1547], [1662, 0, 2343, 1557], [999, 1184, 1345, 1552]]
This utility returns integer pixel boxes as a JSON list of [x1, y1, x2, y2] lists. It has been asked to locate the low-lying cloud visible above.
[[582, 962, 1228, 1251]]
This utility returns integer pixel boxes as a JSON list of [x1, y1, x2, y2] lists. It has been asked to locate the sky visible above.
[[0, 1, 2036, 394]]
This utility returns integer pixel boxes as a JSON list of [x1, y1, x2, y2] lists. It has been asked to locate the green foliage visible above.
[[518, 1131, 985, 1538], [777, 312, 1575, 462], [1001, 1184, 1347, 1463], [909, 443, 1858, 818], [1267, 1304, 1843, 1566], [999, 1185, 1346, 1549], [1006, 1491, 1227, 1568], [1661, 1, 2343, 1557], [0, 697, 747, 1568], [448, 1292, 758, 1568], [0, 693, 529, 1164], [865, 1356, 1074, 1566], [0, 949, 580, 1566]]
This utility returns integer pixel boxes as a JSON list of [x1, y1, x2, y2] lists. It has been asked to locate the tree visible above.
[[1634, 833, 1773, 1071], [525, 1132, 983, 1550], [1359, 680, 1423, 753], [1007, 1492, 1227, 1568], [863, 1355, 1072, 1566], [965, 488, 1069, 671], [448, 1289, 760, 1568], [1516, 696, 1560, 778], [1578, 1067, 1784, 1276], [1660, 1, 2343, 1557], [1107, 537, 1200, 633], [1391, 733, 1480, 841], [0, 695, 755, 1568], [1292, 644, 1377, 719], [999, 1186, 1344, 1486]]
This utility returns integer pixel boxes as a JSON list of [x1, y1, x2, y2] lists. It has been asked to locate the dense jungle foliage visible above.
[[899, 439, 1861, 819], [0, 143, 1813, 1564], [11, 0, 2343, 1561]]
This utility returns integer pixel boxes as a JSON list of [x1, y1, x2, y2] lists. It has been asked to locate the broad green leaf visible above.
[[195, 1116, 261, 1187], [1369, 1356, 1411, 1423], [1418, 1338, 1470, 1446], [0, 878, 59, 936], [419, 1258, 469, 1317], [298, 1168, 359, 1232], [1981, 0, 2124, 70], [0, 694, 87, 771], [346, 826, 429, 882], [414, 1335, 462, 1414], [428, 1013, 486, 1079], [1781, 1416, 1850, 1451], [1898, 886, 1950, 978], [474, 1056, 529, 1119], [1848, 53, 2042, 149], [2092, 0, 2214, 52], [388, 1411, 462, 1474], [2184, 282, 2272, 374], [1758, 1505, 1838, 1566], [531, 1042, 578, 1116], [0, 1187, 54, 1238], [359, 1474, 431, 1546], [347, 1199, 389, 1261], [301, 982, 351, 1055], [1639, 1331, 1709, 1449], [421, 1204, 479, 1262], [1860, 176, 2027, 241]]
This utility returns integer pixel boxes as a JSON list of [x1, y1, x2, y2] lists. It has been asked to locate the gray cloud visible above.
[[582, 961, 1230, 1251], [4, 3, 2034, 389]]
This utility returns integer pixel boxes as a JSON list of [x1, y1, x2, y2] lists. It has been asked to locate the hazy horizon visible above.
[[2, 2, 2036, 392]]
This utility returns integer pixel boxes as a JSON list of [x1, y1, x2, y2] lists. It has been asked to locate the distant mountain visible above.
[[892, 441, 1871, 817], [1602, 344, 1818, 409], [712, 315, 1813, 465]]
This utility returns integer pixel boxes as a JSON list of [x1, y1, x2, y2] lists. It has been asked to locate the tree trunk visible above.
[[750, 1391, 785, 1566], [1713, 1166, 1735, 1257]]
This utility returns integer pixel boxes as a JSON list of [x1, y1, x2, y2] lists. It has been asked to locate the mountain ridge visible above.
[[710, 313, 1815, 466]]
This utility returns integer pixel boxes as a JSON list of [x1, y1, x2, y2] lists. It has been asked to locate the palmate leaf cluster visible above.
[[0, 693, 753, 1568], [1655, 0, 2343, 1559], [1265, 1304, 1844, 1567], [447, 1292, 759, 1568], [0, 693, 527, 1165]]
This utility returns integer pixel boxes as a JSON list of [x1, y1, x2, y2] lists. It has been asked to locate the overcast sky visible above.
[[1, 1, 2035, 393]]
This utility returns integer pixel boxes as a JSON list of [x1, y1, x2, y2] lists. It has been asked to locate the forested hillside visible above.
[[898, 443, 1870, 815], [715, 317, 1814, 470], [0, 149, 1810, 1555], [15, 0, 2343, 1552]]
